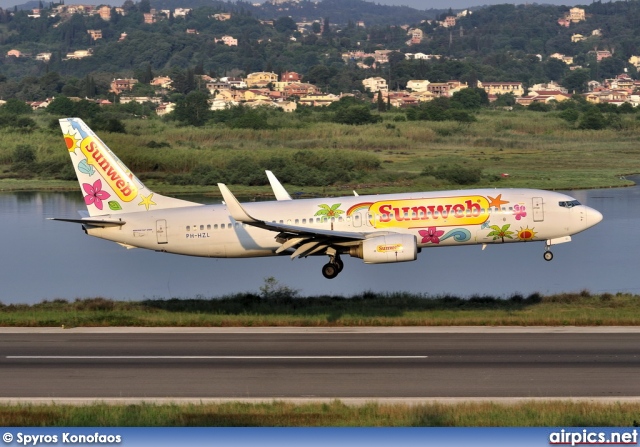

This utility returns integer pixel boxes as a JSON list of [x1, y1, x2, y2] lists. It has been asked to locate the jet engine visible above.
[[349, 234, 417, 264]]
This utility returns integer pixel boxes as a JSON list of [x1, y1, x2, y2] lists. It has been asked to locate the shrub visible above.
[[422, 164, 482, 185]]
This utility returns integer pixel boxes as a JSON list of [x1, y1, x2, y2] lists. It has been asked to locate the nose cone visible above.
[[585, 206, 603, 229]]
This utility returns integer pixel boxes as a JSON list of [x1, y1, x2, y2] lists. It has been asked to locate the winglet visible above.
[[217, 183, 259, 223], [266, 170, 292, 201]]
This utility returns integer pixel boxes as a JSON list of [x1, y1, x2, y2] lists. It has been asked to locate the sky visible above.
[[0, 0, 590, 10]]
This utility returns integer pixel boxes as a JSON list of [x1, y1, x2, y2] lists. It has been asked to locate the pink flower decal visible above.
[[83, 179, 111, 211], [513, 204, 527, 221], [419, 227, 445, 244]]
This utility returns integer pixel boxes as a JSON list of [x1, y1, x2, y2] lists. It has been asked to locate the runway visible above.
[[1, 328, 639, 401]]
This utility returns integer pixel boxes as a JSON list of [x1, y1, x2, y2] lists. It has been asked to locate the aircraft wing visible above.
[[218, 183, 366, 258]]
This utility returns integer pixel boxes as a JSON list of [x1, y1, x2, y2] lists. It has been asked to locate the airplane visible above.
[[52, 117, 603, 279]]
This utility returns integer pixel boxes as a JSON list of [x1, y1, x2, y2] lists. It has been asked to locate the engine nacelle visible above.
[[349, 234, 418, 264]]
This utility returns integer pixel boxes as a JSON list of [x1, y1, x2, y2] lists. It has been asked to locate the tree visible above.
[[274, 16, 297, 34], [451, 87, 489, 110], [46, 96, 76, 116], [578, 107, 606, 130], [0, 98, 32, 115], [172, 91, 211, 127], [562, 69, 590, 94], [334, 105, 381, 125], [377, 91, 385, 113]]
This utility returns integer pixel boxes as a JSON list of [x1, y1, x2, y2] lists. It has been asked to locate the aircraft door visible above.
[[156, 219, 168, 244], [532, 197, 544, 222]]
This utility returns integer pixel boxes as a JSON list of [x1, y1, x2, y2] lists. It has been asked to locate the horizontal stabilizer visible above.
[[48, 217, 126, 228]]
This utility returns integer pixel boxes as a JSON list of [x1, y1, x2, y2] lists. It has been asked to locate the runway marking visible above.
[[6, 355, 428, 360]]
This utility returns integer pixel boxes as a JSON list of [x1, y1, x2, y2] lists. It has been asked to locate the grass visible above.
[[1, 400, 639, 426], [0, 110, 639, 196], [1, 290, 639, 327]]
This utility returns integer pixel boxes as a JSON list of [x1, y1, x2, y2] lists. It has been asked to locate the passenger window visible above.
[[214, 224, 218, 230], [200, 225, 204, 230], [207, 225, 211, 230], [186, 226, 190, 231]]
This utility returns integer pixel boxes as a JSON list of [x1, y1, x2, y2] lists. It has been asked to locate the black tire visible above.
[[322, 263, 339, 279], [334, 258, 344, 272], [543, 251, 553, 261]]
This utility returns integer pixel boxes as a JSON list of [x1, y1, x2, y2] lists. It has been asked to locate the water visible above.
[[0, 184, 638, 304]]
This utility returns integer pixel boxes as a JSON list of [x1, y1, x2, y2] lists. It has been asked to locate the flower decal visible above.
[[419, 227, 445, 244], [83, 179, 111, 211], [513, 204, 527, 221]]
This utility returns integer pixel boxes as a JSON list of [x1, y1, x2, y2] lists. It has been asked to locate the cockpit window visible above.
[[558, 200, 581, 208]]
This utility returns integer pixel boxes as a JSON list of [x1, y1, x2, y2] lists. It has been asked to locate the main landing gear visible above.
[[322, 254, 344, 279]]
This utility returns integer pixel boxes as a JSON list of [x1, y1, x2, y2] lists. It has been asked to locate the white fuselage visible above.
[[83, 188, 602, 259]]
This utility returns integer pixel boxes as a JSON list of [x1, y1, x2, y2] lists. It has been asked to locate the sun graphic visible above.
[[64, 133, 80, 153], [517, 226, 537, 241]]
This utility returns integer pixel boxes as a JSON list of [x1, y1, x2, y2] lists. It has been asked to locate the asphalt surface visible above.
[[1, 328, 639, 400]]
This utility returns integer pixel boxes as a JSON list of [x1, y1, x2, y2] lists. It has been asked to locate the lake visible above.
[[1, 182, 638, 304]]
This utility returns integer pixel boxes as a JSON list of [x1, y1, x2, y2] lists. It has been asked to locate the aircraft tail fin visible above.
[[59, 118, 199, 216]]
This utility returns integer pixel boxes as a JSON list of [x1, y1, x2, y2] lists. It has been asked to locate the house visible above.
[[216, 35, 237, 46], [143, 13, 155, 24], [427, 83, 451, 97], [406, 80, 430, 92], [571, 34, 586, 43], [406, 53, 442, 61], [173, 8, 191, 17], [87, 29, 102, 40], [110, 78, 139, 94], [244, 89, 271, 102], [151, 76, 173, 89], [220, 77, 247, 89], [530, 82, 567, 94], [281, 71, 302, 82], [595, 50, 612, 62], [35, 53, 52, 61], [213, 13, 231, 21], [629, 56, 640, 69], [406, 28, 423, 45], [156, 103, 175, 116], [516, 90, 571, 106], [246, 72, 278, 87], [65, 50, 92, 60], [362, 77, 388, 93], [120, 96, 162, 105], [283, 83, 319, 98], [478, 81, 524, 97], [277, 101, 297, 112], [7, 50, 22, 57], [298, 93, 339, 107], [442, 16, 456, 27], [569, 7, 585, 23], [549, 53, 574, 65], [98, 5, 111, 20], [206, 80, 231, 94]]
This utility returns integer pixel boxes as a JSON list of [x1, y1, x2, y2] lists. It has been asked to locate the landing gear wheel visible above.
[[543, 251, 554, 261], [322, 263, 340, 279], [334, 258, 344, 273]]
